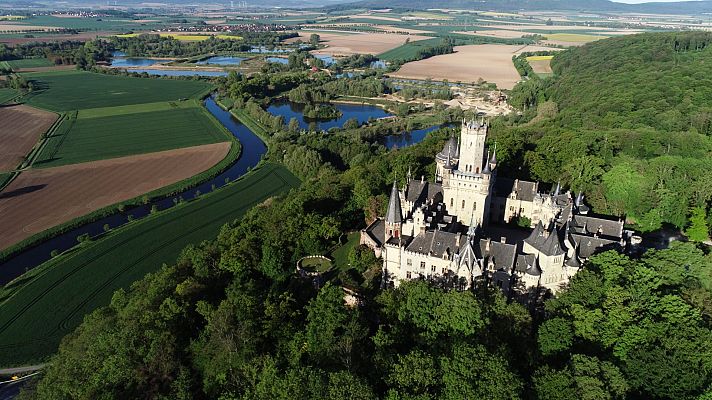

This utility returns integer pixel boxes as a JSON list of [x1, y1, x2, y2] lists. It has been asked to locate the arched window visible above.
[[450, 198, 453, 207], [473, 202, 477, 210], [476, 167, 480, 173], [461, 200, 465, 209]]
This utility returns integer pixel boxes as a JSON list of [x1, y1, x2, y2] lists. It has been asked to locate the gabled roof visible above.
[[385, 182, 402, 224], [524, 221, 565, 257], [571, 215, 623, 239], [459, 238, 478, 271], [479, 240, 517, 272], [406, 230, 465, 258], [406, 180, 443, 205]]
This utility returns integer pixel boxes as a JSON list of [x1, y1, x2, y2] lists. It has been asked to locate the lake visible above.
[[110, 57, 164, 67], [266, 56, 289, 65], [380, 124, 453, 149], [127, 69, 229, 77], [197, 56, 245, 65], [267, 100, 391, 131]]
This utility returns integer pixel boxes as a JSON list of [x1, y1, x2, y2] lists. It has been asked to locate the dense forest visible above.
[[19, 32, 712, 399], [503, 32, 712, 234]]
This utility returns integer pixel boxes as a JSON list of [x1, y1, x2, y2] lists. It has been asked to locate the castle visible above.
[[361, 119, 628, 294]]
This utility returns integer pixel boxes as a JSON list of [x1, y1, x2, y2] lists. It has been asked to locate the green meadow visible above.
[[34, 100, 231, 168], [22, 71, 212, 111], [0, 88, 18, 104], [6, 58, 54, 69], [0, 163, 299, 366]]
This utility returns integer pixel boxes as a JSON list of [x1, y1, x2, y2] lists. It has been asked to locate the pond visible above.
[[110, 56, 165, 67], [249, 46, 293, 54], [267, 100, 391, 131], [380, 124, 454, 149], [314, 54, 335, 66], [197, 56, 245, 65], [370, 60, 387, 69], [0, 97, 264, 286], [127, 69, 229, 77], [266, 56, 289, 65]]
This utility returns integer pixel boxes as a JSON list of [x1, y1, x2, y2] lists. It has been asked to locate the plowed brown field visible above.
[[0, 142, 230, 250], [0, 105, 57, 172]]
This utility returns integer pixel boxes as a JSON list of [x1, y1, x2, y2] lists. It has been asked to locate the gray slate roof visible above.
[[524, 221, 566, 256], [570, 234, 619, 258], [406, 230, 465, 258], [385, 182, 402, 224], [516, 254, 541, 276], [571, 215, 623, 239], [406, 180, 443, 205], [479, 239, 516, 272], [363, 219, 385, 247], [436, 136, 459, 161], [514, 180, 537, 202]]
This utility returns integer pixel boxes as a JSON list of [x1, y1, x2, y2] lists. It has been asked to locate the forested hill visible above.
[[550, 32, 712, 134], [503, 31, 712, 234]]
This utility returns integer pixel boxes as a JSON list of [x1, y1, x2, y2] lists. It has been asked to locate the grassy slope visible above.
[[22, 71, 211, 112], [0, 163, 299, 366], [34, 101, 229, 168]]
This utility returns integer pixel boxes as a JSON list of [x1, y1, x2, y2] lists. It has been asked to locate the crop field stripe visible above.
[[0, 163, 299, 364], [77, 99, 198, 119], [33, 106, 228, 168], [21, 71, 213, 112]]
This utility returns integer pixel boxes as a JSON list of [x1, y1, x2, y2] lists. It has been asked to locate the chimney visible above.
[[500, 236, 506, 244], [485, 238, 491, 252], [421, 175, 424, 183]]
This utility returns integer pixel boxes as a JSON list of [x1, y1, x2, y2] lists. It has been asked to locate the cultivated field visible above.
[[34, 101, 229, 168], [0, 163, 299, 365], [22, 71, 211, 111], [0, 88, 18, 104], [453, 30, 526, 39], [527, 55, 554, 75], [116, 32, 242, 41], [390, 44, 525, 89], [0, 142, 231, 250], [293, 31, 430, 56], [0, 105, 58, 172]]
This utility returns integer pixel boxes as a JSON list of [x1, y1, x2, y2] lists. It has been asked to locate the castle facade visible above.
[[361, 119, 628, 294]]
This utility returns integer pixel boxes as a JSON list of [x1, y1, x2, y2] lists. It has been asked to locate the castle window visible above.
[[442, 267, 447, 274], [450, 198, 453, 207], [431, 265, 436, 272], [407, 271, 412, 279], [420, 261, 426, 270], [473, 202, 477, 210], [462, 200, 465, 209], [407, 259, 412, 266], [476, 167, 480, 173]]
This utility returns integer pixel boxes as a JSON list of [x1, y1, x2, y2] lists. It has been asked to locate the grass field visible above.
[[0, 162, 299, 366], [0, 88, 18, 104], [543, 33, 607, 43], [6, 58, 53, 69], [22, 70, 212, 111], [34, 101, 229, 168], [377, 37, 443, 61]]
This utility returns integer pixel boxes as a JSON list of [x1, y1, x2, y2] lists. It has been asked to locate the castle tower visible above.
[[385, 181, 402, 242], [458, 118, 488, 174]]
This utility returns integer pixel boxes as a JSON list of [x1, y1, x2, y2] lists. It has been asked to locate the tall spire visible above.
[[489, 142, 497, 165], [385, 181, 402, 224], [553, 181, 561, 196]]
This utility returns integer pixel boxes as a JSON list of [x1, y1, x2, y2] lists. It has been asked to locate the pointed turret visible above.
[[553, 181, 561, 196], [488, 142, 497, 171], [483, 149, 492, 174], [385, 181, 403, 242], [385, 181, 402, 224]]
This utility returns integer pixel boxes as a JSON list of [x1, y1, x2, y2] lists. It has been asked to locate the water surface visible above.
[[267, 100, 391, 131]]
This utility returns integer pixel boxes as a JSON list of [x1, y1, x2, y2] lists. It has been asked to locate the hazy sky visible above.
[[612, 0, 692, 3]]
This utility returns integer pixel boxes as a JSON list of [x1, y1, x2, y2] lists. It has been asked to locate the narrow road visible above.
[[0, 365, 45, 376]]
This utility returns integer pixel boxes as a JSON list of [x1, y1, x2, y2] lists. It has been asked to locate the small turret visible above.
[[488, 143, 497, 171], [385, 181, 403, 242]]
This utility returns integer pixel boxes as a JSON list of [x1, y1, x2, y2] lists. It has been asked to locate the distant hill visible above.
[[341, 0, 712, 14]]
